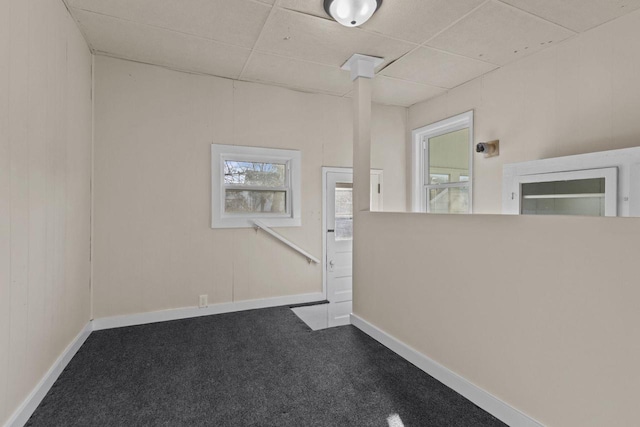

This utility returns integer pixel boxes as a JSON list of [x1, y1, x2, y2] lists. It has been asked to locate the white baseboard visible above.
[[92, 292, 325, 331], [5, 322, 92, 427], [350, 314, 544, 427]]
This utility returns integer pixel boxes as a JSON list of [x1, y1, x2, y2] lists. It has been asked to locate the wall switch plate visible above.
[[199, 295, 208, 308]]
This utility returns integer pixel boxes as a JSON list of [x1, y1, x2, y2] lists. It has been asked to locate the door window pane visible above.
[[430, 174, 450, 185], [225, 190, 286, 214], [428, 128, 469, 184], [224, 161, 286, 186], [335, 183, 353, 241], [428, 186, 469, 214]]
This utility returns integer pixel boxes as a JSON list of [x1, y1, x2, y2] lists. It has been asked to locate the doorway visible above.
[[325, 170, 354, 326], [292, 167, 382, 330]]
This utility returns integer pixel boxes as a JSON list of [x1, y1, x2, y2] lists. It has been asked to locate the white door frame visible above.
[[321, 167, 382, 300]]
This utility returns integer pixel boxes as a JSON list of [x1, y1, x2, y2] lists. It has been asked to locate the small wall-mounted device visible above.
[[476, 140, 499, 158], [199, 294, 208, 308]]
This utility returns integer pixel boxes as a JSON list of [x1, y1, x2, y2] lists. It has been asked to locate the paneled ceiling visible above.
[[65, 0, 640, 107]]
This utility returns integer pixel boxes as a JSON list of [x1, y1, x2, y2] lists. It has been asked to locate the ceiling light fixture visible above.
[[324, 0, 382, 28]]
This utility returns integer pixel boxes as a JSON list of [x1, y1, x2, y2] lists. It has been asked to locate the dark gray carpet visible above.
[[27, 307, 506, 426]]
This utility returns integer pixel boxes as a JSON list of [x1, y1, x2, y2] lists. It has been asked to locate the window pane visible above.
[[428, 128, 469, 184], [521, 178, 604, 197], [430, 173, 450, 185], [224, 161, 286, 186], [521, 196, 605, 216], [225, 190, 286, 214], [521, 178, 605, 216], [335, 183, 353, 241], [428, 186, 469, 214]]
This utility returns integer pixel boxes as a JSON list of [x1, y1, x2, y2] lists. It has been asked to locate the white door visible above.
[[325, 170, 382, 327], [326, 171, 354, 327]]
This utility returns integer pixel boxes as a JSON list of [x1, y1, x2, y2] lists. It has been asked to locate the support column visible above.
[[353, 76, 371, 213], [341, 54, 383, 213], [342, 54, 382, 317]]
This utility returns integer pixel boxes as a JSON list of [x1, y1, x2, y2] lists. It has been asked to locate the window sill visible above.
[[211, 217, 301, 229]]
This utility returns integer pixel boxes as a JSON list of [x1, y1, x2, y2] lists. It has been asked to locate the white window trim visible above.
[[502, 146, 640, 217], [211, 144, 302, 229], [411, 111, 474, 213]]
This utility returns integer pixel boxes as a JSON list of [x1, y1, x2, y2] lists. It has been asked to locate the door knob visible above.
[[328, 260, 335, 271]]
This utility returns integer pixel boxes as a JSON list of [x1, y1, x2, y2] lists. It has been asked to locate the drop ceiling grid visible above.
[[254, 9, 417, 67], [373, 5, 496, 98], [239, 51, 448, 106], [278, 0, 488, 44], [65, 0, 274, 49], [65, 0, 571, 66], [496, 0, 640, 33], [70, 9, 253, 80], [237, 3, 445, 106], [374, 76, 448, 107], [64, 0, 640, 106], [237, 0, 282, 80], [70, 8, 261, 52], [380, 46, 499, 89], [238, 0, 587, 102], [241, 51, 353, 96], [65, 0, 447, 106], [266, 0, 494, 93], [66, 0, 433, 86], [424, 0, 577, 66], [65, 0, 440, 60]]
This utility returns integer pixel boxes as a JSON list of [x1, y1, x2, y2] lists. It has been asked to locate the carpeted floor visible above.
[[27, 307, 506, 426]]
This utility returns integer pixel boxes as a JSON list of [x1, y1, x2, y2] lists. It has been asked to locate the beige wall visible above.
[[354, 8, 640, 426], [0, 0, 93, 424], [354, 212, 640, 426], [409, 9, 640, 214], [92, 56, 406, 319]]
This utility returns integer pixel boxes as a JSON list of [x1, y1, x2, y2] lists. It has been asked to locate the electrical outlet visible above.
[[199, 295, 208, 308]]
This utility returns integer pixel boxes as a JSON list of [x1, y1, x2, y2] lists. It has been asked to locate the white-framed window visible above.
[[411, 111, 474, 214], [509, 168, 617, 217], [211, 144, 301, 228]]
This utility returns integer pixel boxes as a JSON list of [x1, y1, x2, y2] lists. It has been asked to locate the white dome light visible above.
[[324, 0, 382, 28]]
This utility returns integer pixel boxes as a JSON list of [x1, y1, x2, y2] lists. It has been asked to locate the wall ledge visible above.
[[350, 314, 544, 427]]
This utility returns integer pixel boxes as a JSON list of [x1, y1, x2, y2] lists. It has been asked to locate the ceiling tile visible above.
[[277, 0, 327, 18], [279, 0, 484, 43], [371, 76, 446, 107], [242, 52, 353, 95], [381, 46, 498, 89], [427, 0, 575, 66], [255, 8, 416, 68], [364, 0, 486, 43], [72, 9, 251, 79], [499, 0, 640, 32], [67, 0, 271, 48]]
